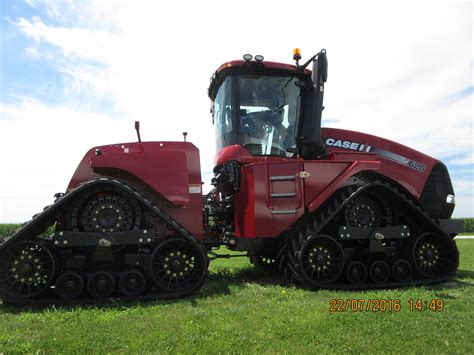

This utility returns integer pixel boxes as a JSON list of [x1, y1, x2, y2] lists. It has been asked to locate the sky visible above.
[[0, 0, 472, 222]]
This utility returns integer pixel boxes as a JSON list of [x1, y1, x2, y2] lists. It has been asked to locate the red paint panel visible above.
[[304, 160, 381, 212], [67, 141, 204, 239], [91, 151, 190, 205], [234, 167, 255, 237], [234, 160, 304, 238], [321, 127, 438, 199]]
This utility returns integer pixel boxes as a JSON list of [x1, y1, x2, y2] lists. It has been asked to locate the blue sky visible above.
[[0, 0, 472, 221]]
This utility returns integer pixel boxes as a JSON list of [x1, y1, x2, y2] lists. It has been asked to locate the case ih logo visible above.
[[324, 137, 426, 172], [324, 138, 372, 152]]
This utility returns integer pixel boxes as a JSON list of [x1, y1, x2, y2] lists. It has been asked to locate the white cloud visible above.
[[1, 1, 472, 221]]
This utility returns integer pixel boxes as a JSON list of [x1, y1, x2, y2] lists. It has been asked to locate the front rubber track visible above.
[[0, 178, 208, 304]]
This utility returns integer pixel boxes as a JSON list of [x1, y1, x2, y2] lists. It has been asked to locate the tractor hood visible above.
[[321, 127, 455, 218]]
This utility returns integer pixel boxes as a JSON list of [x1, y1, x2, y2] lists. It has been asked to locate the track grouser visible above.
[[0, 50, 462, 304]]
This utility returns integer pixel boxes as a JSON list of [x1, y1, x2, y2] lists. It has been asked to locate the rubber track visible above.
[[277, 175, 459, 289], [0, 178, 207, 305]]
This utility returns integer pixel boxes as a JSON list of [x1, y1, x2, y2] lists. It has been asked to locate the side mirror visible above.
[[312, 50, 328, 85]]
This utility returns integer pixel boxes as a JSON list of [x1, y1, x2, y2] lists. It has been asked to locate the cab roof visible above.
[[208, 59, 312, 100]]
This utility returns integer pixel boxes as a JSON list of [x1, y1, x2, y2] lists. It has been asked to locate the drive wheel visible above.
[[149, 238, 207, 294], [412, 233, 458, 278], [298, 235, 345, 286], [369, 260, 390, 283], [87, 271, 115, 298], [346, 261, 368, 284], [392, 259, 412, 282], [54, 271, 84, 299], [0, 241, 56, 299], [344, 195, 382, 228], [118, 270, 146, 296], [69, 185, 142, 233]]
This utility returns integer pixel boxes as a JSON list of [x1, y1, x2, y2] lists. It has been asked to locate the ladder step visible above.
[[271, 192, 296, 198], [271, 210, 297, 215], [270, 175, 295, 181]]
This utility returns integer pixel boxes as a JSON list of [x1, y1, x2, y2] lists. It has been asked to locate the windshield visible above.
[[214, 76, 236, 151], [213, 74, 301, 157]]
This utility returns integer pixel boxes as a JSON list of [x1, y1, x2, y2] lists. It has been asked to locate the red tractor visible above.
[[0, 50, 461, 303]]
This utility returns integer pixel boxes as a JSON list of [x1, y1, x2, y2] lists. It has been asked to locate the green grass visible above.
[[0, 236, 473, 354]]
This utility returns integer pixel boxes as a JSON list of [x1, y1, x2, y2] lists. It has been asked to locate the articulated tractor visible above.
[[0, 50, 461, 303]]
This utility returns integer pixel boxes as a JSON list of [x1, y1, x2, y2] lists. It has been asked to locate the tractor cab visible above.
[[208, 50, 328, 161]]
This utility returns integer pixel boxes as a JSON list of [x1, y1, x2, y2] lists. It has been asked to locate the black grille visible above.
[[420, 163, 455, 219]]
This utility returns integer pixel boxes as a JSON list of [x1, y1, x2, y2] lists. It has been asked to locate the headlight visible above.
[[446, 194, 455, 204]]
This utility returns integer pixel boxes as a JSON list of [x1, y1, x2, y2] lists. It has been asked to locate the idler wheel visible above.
[[298, 235, 345, 285], [118, 270, 146, 297], [346, 261, 368, 284], [149, 238, 207, 293], [412, 233, 459, 278], [54, 271, 84, 299], [392, 259, 412, 282], [87, 271, 115, 298], [0, 241, 56, 299], [369, 260, 390, 283]]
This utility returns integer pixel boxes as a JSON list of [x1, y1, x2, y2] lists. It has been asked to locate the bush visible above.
[[463, 218, 474, 233], [0, 224, 21, 238]]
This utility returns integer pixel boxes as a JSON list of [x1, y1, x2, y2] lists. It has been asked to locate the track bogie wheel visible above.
[[412, 233, 458, 278], [54, 271, 84, 299], [249, 252, 277, 270], [346, 261, 368, 284], [149, 238, 207, 293], [298, 235, 345, 286], [118, 270, 146, 296], [392, 259, 412, 282], [87, 271, 116, 298], [0, 241, 56, 299], [369, 260, 390, 283]]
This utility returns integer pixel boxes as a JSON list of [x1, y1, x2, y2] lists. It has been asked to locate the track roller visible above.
[[118, 270, 146, 296], [369, 260, 390, 283], [249, 252, 277, 270], [87, 271, 116, 298], [346, 261, 368, 284], [392, 259, 412, 282], [149, 238, 207, 293], [54, 271, 84, 299], [0, 241, 56, 299], [412, 232, 458, 278], [298, 235, 345, 286]]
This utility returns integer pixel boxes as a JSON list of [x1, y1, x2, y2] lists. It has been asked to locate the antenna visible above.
[[135, 121, 142, 144], [183, 132, 188, 142]]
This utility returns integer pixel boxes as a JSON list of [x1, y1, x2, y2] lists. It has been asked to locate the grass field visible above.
[[0, 227, 473, 353]]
